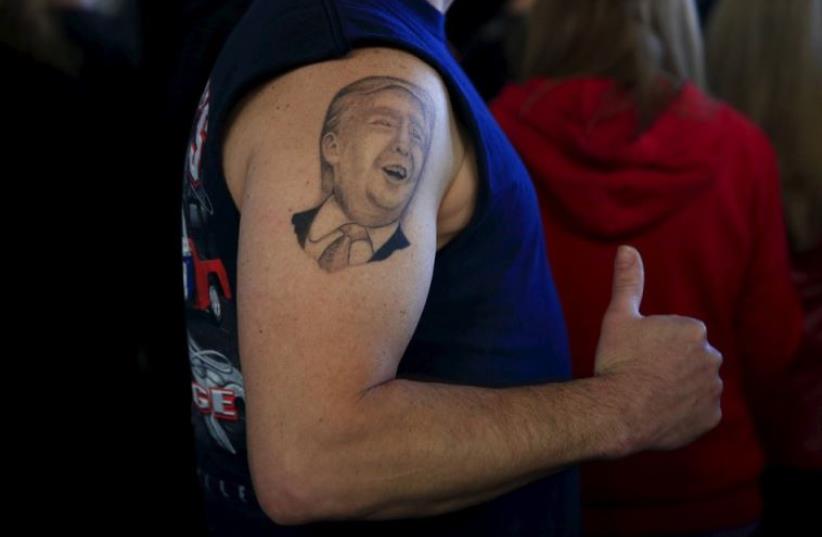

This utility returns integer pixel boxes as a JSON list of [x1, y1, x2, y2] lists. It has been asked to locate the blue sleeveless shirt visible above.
[[181, 1, 578, 535]]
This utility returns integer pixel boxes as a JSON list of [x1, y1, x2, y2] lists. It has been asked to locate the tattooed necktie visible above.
[[318, 223, 374, 272]]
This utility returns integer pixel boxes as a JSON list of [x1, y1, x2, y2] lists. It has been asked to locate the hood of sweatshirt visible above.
[[492, 78, 720, 239]]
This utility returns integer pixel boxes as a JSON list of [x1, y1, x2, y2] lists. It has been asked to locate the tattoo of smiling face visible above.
[[291, 76, 435, 273]]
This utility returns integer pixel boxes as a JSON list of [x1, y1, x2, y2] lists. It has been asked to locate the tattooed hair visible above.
[[319, 76, 435, 194]]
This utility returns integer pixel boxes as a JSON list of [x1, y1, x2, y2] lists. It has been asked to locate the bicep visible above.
[[225, 50, 454, 458]]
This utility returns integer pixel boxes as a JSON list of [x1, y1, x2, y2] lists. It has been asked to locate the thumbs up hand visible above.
[[594, 246, 724, 456]]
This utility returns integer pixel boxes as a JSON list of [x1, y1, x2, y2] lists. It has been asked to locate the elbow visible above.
[[256, 483, 318, 526], [252, 445, 362, 526], [250, 396, 377, 525], [253, 461, 326, 526], [252, 472, 308, 526]]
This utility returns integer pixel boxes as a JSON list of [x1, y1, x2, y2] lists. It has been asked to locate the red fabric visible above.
[[492, 78, 806, 536]]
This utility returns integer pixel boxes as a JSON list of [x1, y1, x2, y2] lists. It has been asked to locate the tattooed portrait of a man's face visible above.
[[292, 77, 435, 273]]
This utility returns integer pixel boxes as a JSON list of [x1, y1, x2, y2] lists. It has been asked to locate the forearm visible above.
[[255, 375, 628, 523]]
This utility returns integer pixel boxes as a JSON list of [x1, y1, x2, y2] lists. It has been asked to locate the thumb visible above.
[[606, 245, 645, 319]]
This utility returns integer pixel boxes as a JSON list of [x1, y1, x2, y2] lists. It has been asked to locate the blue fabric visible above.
[[185, 1, 578, 535], [330, 0, 572, 390]]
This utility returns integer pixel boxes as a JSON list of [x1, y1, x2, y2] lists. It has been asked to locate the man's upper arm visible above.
[[222, 48, 458, 486]]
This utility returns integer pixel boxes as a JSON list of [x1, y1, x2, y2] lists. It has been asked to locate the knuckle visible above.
[[713, 377, 724, 398], [703, 344, 723, 368], [697, 347, 721, 374], [669, 316, 707, 342], [712, 348, 724, 368], [687, 319, 708, 341], [712, 406, 723, 427]]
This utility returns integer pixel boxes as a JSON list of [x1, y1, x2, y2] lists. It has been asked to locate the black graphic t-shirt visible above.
[[181, 1, 578, 535]]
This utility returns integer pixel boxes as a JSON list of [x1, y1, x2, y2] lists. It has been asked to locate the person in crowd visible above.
[[707, 2, 821, 534], [492, 1, 804, 535]]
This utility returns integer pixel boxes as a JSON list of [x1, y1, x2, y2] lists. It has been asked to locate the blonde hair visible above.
[[707, 0, 822, 251], [644, 0, 706, 88], [520, 0, 706, 125]]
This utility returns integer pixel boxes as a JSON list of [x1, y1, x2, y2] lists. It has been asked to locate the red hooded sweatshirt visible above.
[[492, 78, 805, 536]]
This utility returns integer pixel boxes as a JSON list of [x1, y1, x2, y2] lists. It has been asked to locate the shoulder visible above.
[[672, 84, 779, 177], [689, 85, 775, 156], [222, 47, 465, 208]]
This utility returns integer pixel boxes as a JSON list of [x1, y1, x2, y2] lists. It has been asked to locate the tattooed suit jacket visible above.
[[292, 202, 411, 263]]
